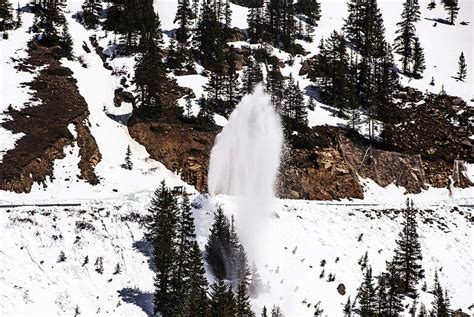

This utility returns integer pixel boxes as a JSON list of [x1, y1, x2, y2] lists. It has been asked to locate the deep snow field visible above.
[[0, 0, 473, 316]]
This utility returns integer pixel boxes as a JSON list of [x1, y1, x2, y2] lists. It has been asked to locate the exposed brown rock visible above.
[[0, 40, 101, 193]]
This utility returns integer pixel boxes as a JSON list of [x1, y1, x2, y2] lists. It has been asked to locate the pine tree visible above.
[[249, 263, 263, 297], [271, 305, 283, 317], [427, 0, 436, 10], [59, 21, 74, 58], [134, 39, 166, 116], [442, 0, 459, 25], [179, 241, 210, 317], [15, 2, 21, 28], [224, 48, 241, 114], [0, 0, 14, 31], [313, 31, 352, 112], [385, 261, 404, 316], [391, 200, 425, 295], [124, 145, 133, 170], [57, 250, 66, 262], [265, 61, 285, 108], [236, 279, 254, 316], [145, 180, 180, 316], [95, 256, 104, 274], [394, 0, 421, 75], [174, 0, 193, 45], [283, 74, 307, 125], [294, 0, 321, 27], [185, 95, 193, 117], [376, 275, 389, 316], [209, 277, 237, 317], [82, 0, 101, 29], [431, 271, 449, 316], [204, 68, 225, 113], [196, 0, 226, 69], [242, 56, 263, 95], [113, 263, 121, 274], [172, 191, 197, 313], [357, 266, 376, 317], [457, 51, 467, 81], [205, 206, 231, 279], [343, 297, 351, 316], [418, 303, 428, 316], [247, 6, 264, 44], [224, 0, 232, 28], [412, 36, 425, 78], [261, 306, 268, 317]]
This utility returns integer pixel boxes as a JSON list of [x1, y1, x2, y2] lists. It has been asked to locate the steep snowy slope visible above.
[[1, 195, 471, 316]]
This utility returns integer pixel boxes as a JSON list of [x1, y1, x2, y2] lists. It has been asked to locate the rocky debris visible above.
[[386, 89, 473, 163], [226, 27, 247, 42], [0, 40, 101, 193], [337, 283, 346, 295], [339, 135, 427, 194], [113, 88, 136, 108], [128, 119, 215, 192]]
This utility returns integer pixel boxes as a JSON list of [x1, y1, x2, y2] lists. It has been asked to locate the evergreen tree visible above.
[[174, 0, 193, 45], [209, 277, 237, 317], [124, 145, 133, 170], [271, 305, 283, 317], [394, 0, 421, 75], [145, 180, 180, 316], [442, 0, 459, 25], [196, 0, 226, 69], [172, 192, 197, 313], [431, 271, 449, 316], [343, 297, 351, 316], [179, 241, 210, 317], [224, 0, 232, 28], [261, 306, 268, 317], [82, 0, 101, 29], [283, 74, 307, 125], [57, 250, 66, 262], [236, 279, 254, 316], [59, 21, 73, 58], [134, 39, 166, 116], [15, 2, 21, 28], [249, 263, 263, 297], [418, 303, 428, 316], [313, 31, 352, 112], [265, 61, 285, 108], [224, 47, 241, 113], [204, 68, 225, 113], [376, 275, 389, 316], [242, 56, 263, 95], [457, 51, 467, 81], [412, 36, 425, 78], [205, 206, 231, 279], [247, 6, 264, 44], [95, 256, 104, 274], [0, 0, 14, 31], [357, 266, 376, 317], [391, 200, 425, 295], [294, 0, 321, 27], [385, 261, 404, 316], [427, 0, 436, 10]]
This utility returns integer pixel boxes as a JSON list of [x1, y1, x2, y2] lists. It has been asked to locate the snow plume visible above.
[[208, 84, 283, 258]]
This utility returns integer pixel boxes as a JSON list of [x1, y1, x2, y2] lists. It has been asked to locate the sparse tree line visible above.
[[347, 199, 453, 317]]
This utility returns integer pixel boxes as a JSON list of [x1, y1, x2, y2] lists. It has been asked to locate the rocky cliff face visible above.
[[128, 89, 473, 200]]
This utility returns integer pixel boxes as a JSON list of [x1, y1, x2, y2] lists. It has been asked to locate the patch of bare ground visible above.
[[0, 40, 101, 193]]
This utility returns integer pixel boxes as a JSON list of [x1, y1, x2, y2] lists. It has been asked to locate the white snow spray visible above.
[[208, 84, 283, 257]]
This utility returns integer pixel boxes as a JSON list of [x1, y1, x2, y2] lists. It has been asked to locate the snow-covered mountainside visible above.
[[0, 0, 473, 316]]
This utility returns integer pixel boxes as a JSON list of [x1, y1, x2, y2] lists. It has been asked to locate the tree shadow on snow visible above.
[[119, 287, 154, 317], [424, 17, 453, 25], [133, 239, 156, 272]]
